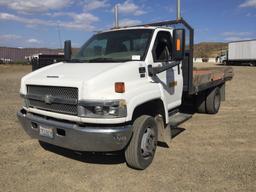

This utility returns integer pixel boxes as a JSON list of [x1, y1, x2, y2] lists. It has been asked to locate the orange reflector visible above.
[[176, 39, 181, 51], [115, 82, 125, 93]]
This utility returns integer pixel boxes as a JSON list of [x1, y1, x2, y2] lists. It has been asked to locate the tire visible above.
[[206, 87, 221, 114], [38, 140, 51, 150], [196, 92, 206, 113], [125, 115, 158, 170], [249, 62, 256, 67]]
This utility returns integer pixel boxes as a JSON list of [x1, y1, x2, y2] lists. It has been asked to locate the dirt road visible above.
[[0, 64, 256, 192]]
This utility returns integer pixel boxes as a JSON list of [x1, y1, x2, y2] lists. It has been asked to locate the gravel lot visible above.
[[0, 63, 255, 192]]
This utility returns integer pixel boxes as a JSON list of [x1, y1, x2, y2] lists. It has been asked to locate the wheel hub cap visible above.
[[141, 127, 156, 158]]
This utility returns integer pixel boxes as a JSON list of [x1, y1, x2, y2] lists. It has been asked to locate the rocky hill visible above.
[[194, 42, 228, 58]]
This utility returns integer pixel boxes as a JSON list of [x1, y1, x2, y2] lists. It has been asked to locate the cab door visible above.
[[151, 30, 183, 110]]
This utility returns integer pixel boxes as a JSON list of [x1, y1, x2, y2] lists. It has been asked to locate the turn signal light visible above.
[[115, 82, 125, 93]]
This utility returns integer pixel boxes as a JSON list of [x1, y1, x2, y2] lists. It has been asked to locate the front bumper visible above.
[[17, 109, 132, 152]]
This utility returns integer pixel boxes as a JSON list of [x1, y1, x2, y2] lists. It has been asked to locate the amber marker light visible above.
[[176, 39, 181, 51], [115, 82, 125, 93]]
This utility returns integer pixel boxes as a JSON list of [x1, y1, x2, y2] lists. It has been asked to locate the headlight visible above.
[[78, 100, 127, 118], [23, 99, 29, 108], [20, 94, 29, 108]]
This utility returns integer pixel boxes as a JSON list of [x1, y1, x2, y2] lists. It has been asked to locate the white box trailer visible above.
[[220, 39, 256, 66], [229, 40, 256, 61]]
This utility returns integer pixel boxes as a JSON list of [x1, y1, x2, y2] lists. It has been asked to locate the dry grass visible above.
[[0, 63, 255, 192]]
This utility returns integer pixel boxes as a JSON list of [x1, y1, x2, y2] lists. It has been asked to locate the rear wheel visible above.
[[206, 87, 221, 114], [249, 62, 256, 67], [196, 92, 206, 113], [125, 115, 158, 170]]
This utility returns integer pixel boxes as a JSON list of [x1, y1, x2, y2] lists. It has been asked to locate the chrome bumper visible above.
[[17, 109, 132, 152]]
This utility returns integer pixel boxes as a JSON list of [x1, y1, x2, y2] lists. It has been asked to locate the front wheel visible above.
[[125, 115, 158, 170]]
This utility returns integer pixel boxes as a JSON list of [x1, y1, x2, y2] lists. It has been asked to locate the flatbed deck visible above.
[[192, 66, 234, 93]]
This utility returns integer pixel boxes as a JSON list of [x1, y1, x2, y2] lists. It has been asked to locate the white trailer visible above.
[[220, 39, 256, 66]]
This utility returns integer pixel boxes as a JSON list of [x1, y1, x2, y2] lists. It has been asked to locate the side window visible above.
[[152, 31, 172, 62]]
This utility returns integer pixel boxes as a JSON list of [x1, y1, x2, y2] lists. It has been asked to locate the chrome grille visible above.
[[27, 85, 78, 115]]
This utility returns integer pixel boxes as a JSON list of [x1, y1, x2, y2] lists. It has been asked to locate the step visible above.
[[169, 112, 192, 127]]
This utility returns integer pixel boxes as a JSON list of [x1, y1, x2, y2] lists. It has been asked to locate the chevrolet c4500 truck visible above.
[[17, 19, 233, 170]]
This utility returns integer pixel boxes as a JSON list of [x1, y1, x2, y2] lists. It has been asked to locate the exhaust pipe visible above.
[[114, 4, 119, 28], [177, 0, 181, 20]]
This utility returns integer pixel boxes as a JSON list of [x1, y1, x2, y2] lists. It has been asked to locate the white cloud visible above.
[[119, 18, 142, 26], [0, 34, 21, 41], [240, 0, 256, 8], [0, 12, 99, 31], [224, 37, 250, 41], [0, 12, 51, 25], [222, 31, 254, 41], [0, 0, 72, 14], [59, 13, 99, 30], [27, 38, 40, 44], [70, 13, 98, 23], [117, 0, 146, 16], [84, 0, 110, 11], [0, 34, 45, 47], [222, 32, 253, 36]]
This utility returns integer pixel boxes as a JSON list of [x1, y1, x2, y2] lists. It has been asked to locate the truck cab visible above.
[[17, 19, 233, 170]]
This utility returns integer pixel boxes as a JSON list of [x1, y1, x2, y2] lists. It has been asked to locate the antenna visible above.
[[114, 4, 119, 28], [177, 0, 181, 20]]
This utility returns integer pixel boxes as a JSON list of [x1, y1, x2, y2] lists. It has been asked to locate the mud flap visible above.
[[155, 115, 171, 147]]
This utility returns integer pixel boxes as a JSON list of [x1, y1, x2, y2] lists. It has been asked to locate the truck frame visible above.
[[17, 18, 233, 170]]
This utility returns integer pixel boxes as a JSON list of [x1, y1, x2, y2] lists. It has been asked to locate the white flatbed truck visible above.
[[17, 19, 233, 170]]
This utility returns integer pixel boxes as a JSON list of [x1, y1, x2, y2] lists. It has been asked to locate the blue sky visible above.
[[0, 0, 256, 48]]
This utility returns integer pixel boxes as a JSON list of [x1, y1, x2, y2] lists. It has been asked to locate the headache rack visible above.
[[135, 19, 195, 95], [134, 19, 233, 95]]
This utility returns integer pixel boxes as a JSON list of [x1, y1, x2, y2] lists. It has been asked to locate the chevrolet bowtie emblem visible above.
[[44, 95, 53, 104]]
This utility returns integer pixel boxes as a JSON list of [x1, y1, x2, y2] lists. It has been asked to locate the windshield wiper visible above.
[[88, 58, 133, 63], [88, 58, 115, 62], [69, 58, 89, 63]]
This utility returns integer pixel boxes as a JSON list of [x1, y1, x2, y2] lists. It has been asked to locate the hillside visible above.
[[0, 47, 79, 63], [0, 47, 62, 62], [194, 42, 228, 58]]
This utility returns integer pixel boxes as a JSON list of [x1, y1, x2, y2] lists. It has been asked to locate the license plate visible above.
[[39, 125, 54, 139]]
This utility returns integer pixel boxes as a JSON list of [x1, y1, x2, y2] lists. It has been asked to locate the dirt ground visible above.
[[0, 63, 256, 192]]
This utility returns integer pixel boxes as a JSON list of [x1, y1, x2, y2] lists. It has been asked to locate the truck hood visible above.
[[29, 62, 121, 82], [20, 61, 146, 99]]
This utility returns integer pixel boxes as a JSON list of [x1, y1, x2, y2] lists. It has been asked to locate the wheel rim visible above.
[[140, 127, 156, 159]]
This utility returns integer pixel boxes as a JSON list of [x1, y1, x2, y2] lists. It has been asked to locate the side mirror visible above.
[[64, 40, 72, 61], [172, 29, 185, 61]]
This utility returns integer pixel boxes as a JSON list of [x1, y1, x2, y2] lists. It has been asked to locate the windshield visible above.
[[72, 29, 153, 63]]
